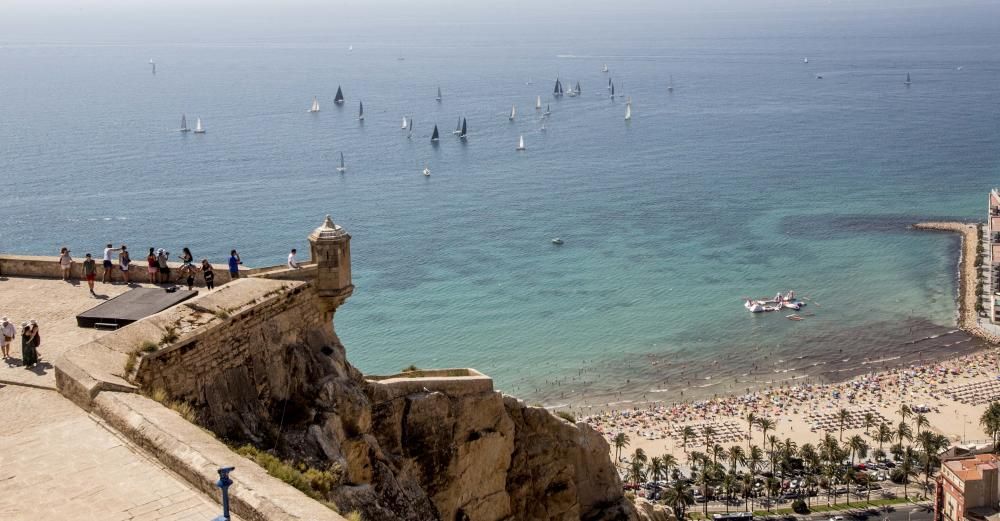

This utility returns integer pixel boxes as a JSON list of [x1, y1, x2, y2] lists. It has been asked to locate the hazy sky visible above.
[[2, 0, 998, 44]]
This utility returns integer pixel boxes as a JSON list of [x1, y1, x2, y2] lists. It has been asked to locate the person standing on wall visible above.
[[82, 253, 97, 295], [157, 249, 170, 283], [102, 243, 120, 283], [228, 249, 241, 280], [201, 259, 215, 290], [58, 247, 73, 281], [146, 248, 159, 284], [118, 245, 131, 284]]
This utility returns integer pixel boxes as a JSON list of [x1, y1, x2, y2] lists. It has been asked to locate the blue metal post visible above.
[[213, 466, 235, 521]]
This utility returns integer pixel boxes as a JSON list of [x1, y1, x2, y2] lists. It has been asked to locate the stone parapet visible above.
[[0, 253, 246, 287]]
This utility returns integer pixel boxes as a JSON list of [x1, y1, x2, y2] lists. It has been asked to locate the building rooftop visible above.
[[945, 453, 1000, 482]]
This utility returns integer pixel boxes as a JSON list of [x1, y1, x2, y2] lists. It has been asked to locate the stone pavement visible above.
[[0, 384, 242, 521], [0, 277, 150, 389]]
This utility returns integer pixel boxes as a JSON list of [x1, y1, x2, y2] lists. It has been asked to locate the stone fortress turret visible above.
[[308, 214, 354, 317]]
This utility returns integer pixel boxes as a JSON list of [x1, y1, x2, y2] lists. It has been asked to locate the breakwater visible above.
[[913, 221, 1000, 344]]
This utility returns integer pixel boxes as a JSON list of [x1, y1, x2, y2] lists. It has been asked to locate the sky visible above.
[[2, 0, 998, 44]]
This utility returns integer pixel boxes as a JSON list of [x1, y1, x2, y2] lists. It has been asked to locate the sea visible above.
[[2, 4, 1000, 410]]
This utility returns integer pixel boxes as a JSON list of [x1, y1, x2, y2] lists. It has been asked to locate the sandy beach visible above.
[[583, 222, 1000, 464]]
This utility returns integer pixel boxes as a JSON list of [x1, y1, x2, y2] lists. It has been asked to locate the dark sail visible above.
[[575, 81, 581, 94], [554, 77, 563, 96], [334, 86, 344, 104], [460, 118, 467, 138], [431, 124, 439, 141]]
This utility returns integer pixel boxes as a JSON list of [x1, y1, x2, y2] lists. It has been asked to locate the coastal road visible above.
[[762, 503, 933, 521]]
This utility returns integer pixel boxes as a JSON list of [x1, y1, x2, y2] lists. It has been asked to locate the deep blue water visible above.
[[2, 6, 1000, 406]]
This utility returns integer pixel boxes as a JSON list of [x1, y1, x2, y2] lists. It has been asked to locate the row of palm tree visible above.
[[617, 404, 950, 519]]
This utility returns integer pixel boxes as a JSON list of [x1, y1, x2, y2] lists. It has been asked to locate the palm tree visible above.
[[695, 466, 713, 516], [824, 463, 838, 506], [848, 434, 868, 465], [856, 472, 872, 504], [896, 421, 913, 448], [682, 426, 696, 453], [914, 413, 929, 436], [661, 454, 678, 482], [764, 475, 779, 512], [688, 450, 705, 473], [843, 466, 856, 506], [980, 402, 1000, 451], [612, 432, 630, 462], [703, 425, 716, 454], [664, 479, 695, 520], [898, 446, 918, 499], [629, 449, 647, 484], [741, 473, 754, 512], [876, 423, 894, 458], [917, 431, 949, 495], [747, 445, 764, 476], [722, 472, 737, 513], [898, 403, 912, 424], [767, 435, 781, 474], [649, 456, 664, 483], [863, 412, 875, 436], [745, 412, 757, 450], [727, 445, 745, 474], [711, 444, 726, 468], [756, 417, 776, 447], [837, 408, 851, 441]]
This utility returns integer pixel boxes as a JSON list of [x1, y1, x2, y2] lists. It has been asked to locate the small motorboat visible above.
[[551, 238, 564, 245], [422, 166, 431, 177]]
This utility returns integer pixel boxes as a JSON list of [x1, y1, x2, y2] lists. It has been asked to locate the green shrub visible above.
[[556, 410, 576, 423], [401, 364, 420, 373], [345, 512, 363, 521], [235, 445, 340, 510], [160, 325, 179, 346], [792, 499, 809, 514], [140, 340, 158, 353], [124, 350, 139, 373]]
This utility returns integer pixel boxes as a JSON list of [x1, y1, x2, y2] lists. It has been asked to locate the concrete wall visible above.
[[366, 368, 494, 399]]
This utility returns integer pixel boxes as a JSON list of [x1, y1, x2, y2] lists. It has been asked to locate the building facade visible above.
[[935, 453, 1000, 521], [989, 190, 1000, 322]]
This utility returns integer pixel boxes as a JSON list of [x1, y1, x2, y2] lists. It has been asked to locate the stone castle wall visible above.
[[0, 253, 245, 287]]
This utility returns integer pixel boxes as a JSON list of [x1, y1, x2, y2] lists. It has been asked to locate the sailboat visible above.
[[179, 114, 190, 132], [348, 45, 353, 52], [402, 117, 408, 130], [308, 97, 320, 113], [602, 64, 608, 73], [803, 57, 809, 63], [453, 117, 462, 135], [423, 165, 431, 176], [553, 77, 564, 97], [431, 124, 440, 142], [668, 76, 674, 92], [544, 104, 551, 116], [535, 96, 542, 110], [358, 101, 364, 121], [459, 118, 467, 140], [149, 59, 156, 75], [193, 117, 205, 134], [624, 97, 632, 121], [436, 87, 442, 102], [516, 135, 525, 151], [608, 77, 612, 90], [336, 152, 346, 173], [575, 81, 581, 95], [610, 83, 615, 98], [509, 104, 516, 121], [334, 86, 345, 104], [407, 118, 414, 139], [617, 81, 625, 98], [540, 121, 546, 132], [904, 72, 912, 85], [568, 82, 578, 97]]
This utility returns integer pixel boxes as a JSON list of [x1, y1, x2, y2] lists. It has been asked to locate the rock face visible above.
[[141, 282, 636, 521]]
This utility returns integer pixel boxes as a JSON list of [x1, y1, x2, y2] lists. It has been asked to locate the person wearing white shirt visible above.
[[102, 243, 120, 283], [287, 249, 301, 269], [0, 317, 15, 359]]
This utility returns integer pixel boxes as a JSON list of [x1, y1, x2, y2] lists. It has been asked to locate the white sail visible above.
[[536, 96, 542, 110], [337, 152, 346, 172], [625, 99, 632, 121], [423, 165, 431, 176], [516, 135, 525, 151], [602, 63, 608, 73], [193, 117, 205, 133], [509, 104, 516, 120], [402, 117, 408, 129], [436, 87, 442, 101], [309, 97, 320, 113]]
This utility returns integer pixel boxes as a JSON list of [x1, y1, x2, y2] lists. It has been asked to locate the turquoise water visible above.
[[2, 7, 999, 406]]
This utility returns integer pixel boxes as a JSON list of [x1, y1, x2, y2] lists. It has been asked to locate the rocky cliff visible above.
[[142, 281, 636, 521]]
